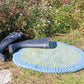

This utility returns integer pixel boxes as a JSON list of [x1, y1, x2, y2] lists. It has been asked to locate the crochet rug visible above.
[[13, 41, 84, 73]]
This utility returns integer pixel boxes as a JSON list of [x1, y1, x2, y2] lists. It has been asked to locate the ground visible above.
[[0, 28, 84, 84]]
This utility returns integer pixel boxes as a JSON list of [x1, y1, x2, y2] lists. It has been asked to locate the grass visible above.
[[0, 28, 84, 84]]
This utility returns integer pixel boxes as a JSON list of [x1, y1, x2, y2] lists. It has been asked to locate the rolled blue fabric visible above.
[[9, 38, 49, 54], [0, 32, 23, 62]]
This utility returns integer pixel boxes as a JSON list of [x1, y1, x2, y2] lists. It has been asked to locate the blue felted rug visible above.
[[13, 41, 84, 73]]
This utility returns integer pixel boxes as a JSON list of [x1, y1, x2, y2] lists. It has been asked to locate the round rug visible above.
[[13, 41, 84, 73]]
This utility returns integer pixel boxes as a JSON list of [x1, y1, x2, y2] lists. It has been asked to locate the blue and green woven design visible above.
[[13, 41, 84, 73]]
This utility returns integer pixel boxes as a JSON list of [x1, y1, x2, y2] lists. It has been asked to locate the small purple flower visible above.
[[37, 24, 40, 26], [49, 6, 52, 8], [58, 22, 60, 25], [56, 10, 58, 13], [20, 13, 23, 16], [23, 1, 26, 4], [42, 29, 45, 31], [47, 20, 50, 23]]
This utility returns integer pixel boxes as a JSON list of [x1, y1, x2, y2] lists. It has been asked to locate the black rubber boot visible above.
[[0, 32, 23, 62], [9, 38, 49, 54]]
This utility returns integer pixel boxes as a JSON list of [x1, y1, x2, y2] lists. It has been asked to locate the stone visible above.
[[0, 69, 12, 84]]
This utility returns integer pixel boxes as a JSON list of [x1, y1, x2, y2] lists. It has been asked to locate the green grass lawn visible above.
[[0, 28, 84, 84]]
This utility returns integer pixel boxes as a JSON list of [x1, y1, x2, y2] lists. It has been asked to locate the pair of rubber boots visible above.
[[0, 32, 49, 62]]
